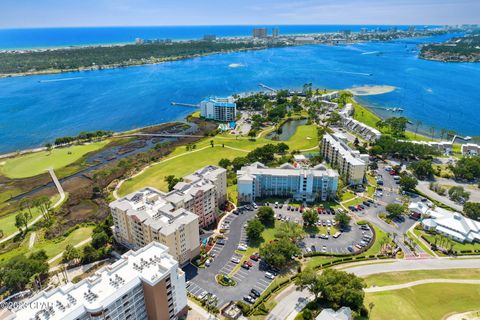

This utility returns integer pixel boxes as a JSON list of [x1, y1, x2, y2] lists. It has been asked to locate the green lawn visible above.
[[363, 225, 389, 256], [364, 268, 480, 287], [409, 229, 436, 256], [0, 194, 62, 238], [227, 184, 238, 205], [365, 283, 480, 320], [0, 141, 110, 179], [0, 225, 93, 264], [352, 101, 381, 129], [419, 230, 480, 252], [118, 124, 319, 196]]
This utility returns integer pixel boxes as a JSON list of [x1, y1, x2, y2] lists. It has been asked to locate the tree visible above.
[[82, 245, 99, 264], [63, 244, 80, 264], [399, 174, 418, 192], [15, 212, 30, 234], [218, 158, 231, 169], [409, 160, 435, 180], [45, 143, 53, 154], [0, 251, 49, 293], [259, 237, 300, 268], [257, 206, 275, 227], [92, 230, 109, 249], [316, 268, 365, 311], [0, 229, 3, 239], [335, 212, 351, 229], [33, 196, 53, 223], [450, 156, 480, 180], [448, 186, 470, 203], [232, 157, 249, 171], [246, 218, 264, 242], [276, 142, 289, 154], [295, 268, 323, 300], [275, 221, 304, 242], [377, 117, 408, 137], [302, 210, 319, 226], [463, 202, 480, 221], [385, 203, 404, 218], [164, 175, 182, 191]]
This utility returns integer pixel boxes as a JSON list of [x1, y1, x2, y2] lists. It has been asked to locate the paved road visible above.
[[365, 278, 480, 292], [417, 180, 463, 211], [341, 257, 480, 277], [0, 169, 66, 245], [266, 285, 312, 320]]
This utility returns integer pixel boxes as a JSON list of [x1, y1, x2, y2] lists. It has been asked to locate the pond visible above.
[[266, 119, 308, 141]]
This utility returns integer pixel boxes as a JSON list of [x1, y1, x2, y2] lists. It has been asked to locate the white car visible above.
[[205, 259, 212, 267], [238, 245, 247, 251], [231, 257, 240, 264], [265, 272, 275, 280]]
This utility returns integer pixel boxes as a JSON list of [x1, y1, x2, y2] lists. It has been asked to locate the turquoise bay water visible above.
[[0, 33, 479, 153]]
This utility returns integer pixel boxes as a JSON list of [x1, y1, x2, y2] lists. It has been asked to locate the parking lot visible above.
[[263, 202, 370, 255], [182, 207, 275, 308]]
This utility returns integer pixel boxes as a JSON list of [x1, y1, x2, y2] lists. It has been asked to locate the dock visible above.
[[171, 102, 200, 108], [370, 106, 404, 112], [258, 83, 277, 92]]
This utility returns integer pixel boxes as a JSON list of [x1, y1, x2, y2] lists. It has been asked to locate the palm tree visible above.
[[369, 302, 375, 315], [440, 128, 447, 141], [414, 120, 422, 138], [429, 127, 435, 139]]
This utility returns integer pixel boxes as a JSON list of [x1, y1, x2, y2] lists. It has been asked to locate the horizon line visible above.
[[0, 23, 450, 31]]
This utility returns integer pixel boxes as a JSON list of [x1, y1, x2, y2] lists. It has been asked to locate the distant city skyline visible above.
[[1, 0, 479, 29]]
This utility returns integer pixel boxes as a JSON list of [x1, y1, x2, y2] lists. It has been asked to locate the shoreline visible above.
[[0, 46, 278, 78]]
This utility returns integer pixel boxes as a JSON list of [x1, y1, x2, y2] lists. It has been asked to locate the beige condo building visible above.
[[321, 133, 368, 185]]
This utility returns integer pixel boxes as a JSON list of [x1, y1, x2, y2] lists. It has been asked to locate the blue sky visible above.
[[1, 0, 479, 28]]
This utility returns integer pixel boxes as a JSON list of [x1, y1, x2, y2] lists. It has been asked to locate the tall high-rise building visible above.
[[6, 242, 187, 320], [200, 96, 237, 122], [321, 133, 368, 185], [252, 28, 268, 38], [272, 27, 280, 38]]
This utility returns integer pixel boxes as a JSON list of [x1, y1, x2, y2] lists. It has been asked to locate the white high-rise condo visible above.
[[200, 96, 236, 122], [5, 242, 187, 320]]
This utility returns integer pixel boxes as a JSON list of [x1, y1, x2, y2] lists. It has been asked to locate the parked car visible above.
[[250, 289, 261, 297], [241, 262, 250, 270], [205, 259, 212, 267], [231, 257, 240, 264], [217, 239, 225, 245], [243, 296, 255, 304], [250, 253, 260, 261], [238, 245, 247, 251], [265, 272, 275, 280], [245, 260, 254, 267]]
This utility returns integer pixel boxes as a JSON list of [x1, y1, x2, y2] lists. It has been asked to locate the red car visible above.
[[245, 260, 254, 267], [241, 262, 250, 270], [389, 171, 397, 176], [250, 253, 260, 261]]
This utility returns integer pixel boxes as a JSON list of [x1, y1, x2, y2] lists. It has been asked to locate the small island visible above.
[[419, 32, 480, 62]]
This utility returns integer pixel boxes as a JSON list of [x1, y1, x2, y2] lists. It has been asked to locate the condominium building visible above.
[[6, 242, 187, 320], [461, 143, 480, 156], [237, 162, 338, 203], [252, 27, 268, 38], [321, 133, 368, 185], [400, 140, 453, 155], [110, 188, 200, 265], [342, 117, 382, 142], [200, 96, 237, 122], [272, 27, 280, 38]]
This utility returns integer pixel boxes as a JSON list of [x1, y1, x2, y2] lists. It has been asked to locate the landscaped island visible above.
[[419, 32, 480, 62]]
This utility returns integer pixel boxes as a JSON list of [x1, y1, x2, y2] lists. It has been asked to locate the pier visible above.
[[258, 83, 277, 92], [171, 102, 200, 108], [370, 106, 404, 112]]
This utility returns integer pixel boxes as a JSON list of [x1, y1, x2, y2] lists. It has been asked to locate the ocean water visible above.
[[0, 33, 479, 154], [0, 25, 429, 50]]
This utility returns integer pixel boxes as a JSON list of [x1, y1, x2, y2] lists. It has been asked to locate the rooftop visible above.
[[323, 133, 367, 166], [10, 242, 179, 320]]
